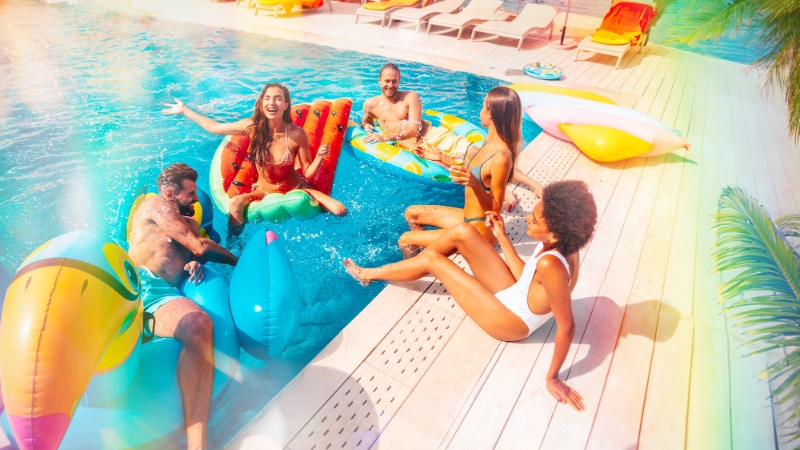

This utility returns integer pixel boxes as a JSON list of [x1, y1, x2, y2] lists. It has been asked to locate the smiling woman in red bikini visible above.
[[163, 83, 347, 230]]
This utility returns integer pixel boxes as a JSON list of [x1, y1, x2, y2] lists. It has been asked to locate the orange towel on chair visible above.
[[363, 0, 419, 11], [280, 0, 323, 13], [591, 2, 657, 46]]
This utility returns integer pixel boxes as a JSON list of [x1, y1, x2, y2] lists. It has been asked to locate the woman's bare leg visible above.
[[345, 247, 527, 341], [348, 223, 515, 292], [425, 221, 496, 257], [400, 205, 463, 258], [228, 191, 267, 237], [304, 188, 348, 216]]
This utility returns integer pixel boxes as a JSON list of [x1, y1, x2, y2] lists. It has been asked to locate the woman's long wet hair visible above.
[[246, 83, 294, 166], [485, 86, 522, 183]]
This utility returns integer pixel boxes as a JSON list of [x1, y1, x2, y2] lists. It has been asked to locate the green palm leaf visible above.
[[712, 186, 800, 441], [668, 0, 800, 142]]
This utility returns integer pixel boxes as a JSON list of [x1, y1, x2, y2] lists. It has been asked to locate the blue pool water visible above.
[[0, 0, 540, 446]]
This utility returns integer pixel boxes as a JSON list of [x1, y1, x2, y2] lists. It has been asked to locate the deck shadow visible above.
[[531, 296, 681, 380]]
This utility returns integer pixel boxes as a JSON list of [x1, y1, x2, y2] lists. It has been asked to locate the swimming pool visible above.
[[0, 0, 540, 446]]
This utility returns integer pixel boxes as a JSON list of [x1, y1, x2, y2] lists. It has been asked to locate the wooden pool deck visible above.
[[132, 1, 800, 448]]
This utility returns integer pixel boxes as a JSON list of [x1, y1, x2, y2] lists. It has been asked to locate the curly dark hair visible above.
[[541, 180, 597, 256]]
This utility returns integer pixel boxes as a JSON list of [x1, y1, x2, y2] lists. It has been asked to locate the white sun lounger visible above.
[[575, 35, 646, 68], [355, 0, 421, 27], [426, 0, 506, 40], [387, 0, 466, 33], [470, 3, 558, 50]]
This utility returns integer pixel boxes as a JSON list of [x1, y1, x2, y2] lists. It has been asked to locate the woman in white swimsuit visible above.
[[344, 180, 597, 410]]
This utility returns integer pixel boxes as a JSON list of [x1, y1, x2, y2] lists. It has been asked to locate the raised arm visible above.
[[292, 127, 327, 181], [163, 99, 252, 136], [539, 256, 584, 411], [149, 198, 238, 266], [486, 212, 525, 279], [512, 168, 544, 198]]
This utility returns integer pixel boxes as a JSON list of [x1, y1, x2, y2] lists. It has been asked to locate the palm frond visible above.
[[712, 186, 800, 440], [668, 0, 760, 45], [668, 0, 800, 141], [777, 215, 800, 241]]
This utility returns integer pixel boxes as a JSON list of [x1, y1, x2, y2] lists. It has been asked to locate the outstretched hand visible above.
[[504, 190, 519, 212], [364, 133, 386, 144], [184, 261, 204, 285], [546, 378, 585, 411], [162, 98, 185, 115]]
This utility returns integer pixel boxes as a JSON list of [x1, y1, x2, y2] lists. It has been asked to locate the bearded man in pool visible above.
[[128, 163, 238, 450]]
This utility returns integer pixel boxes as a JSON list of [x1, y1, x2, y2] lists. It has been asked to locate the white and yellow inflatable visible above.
[[511, 83, 691, 162]]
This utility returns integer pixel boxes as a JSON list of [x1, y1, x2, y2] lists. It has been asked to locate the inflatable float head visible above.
[[230, 230, 302, 360], [0, 231, 142, 450]]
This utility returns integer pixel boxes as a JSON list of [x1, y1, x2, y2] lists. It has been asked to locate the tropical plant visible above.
[[712, 187, 800, 441], [668, 0, 800, 142]]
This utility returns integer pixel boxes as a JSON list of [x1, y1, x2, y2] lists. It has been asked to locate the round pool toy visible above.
[[0, 230, 240, 449], [230, 230, 301, 360], [344, 109, 486, 188], [523, 62, 563, 81], [209, 98, 352, 223], [510, 84, 691, 162], [114, 184, 220, 247]]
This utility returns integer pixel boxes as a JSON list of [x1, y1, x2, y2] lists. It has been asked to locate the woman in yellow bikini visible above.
[[402, 86, 521, 258]]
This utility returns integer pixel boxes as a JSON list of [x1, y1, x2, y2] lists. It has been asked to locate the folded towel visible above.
[[591, 2, 656, 46], [258, 0, 323, 14], [363, 0, 419, 11], [424, 126, 473, 158]]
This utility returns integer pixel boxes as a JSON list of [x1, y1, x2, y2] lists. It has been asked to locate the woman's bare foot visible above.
[[504, 189, 519, 212], [344, 258, 371, 286]]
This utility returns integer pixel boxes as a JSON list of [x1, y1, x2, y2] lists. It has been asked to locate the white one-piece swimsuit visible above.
[[494, 242, 570, 336]]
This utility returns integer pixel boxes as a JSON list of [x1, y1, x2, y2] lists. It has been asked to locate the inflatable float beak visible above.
[[0, 231, 141, 450]]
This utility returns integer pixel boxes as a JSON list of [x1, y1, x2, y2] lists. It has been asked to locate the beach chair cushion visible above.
[[363, 0, 418, 11]]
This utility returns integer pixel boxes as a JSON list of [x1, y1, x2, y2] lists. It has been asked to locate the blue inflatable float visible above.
[[0, 226, 300, 449]]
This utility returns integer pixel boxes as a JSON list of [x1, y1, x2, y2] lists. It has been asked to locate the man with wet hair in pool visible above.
[[128, 162, 238, 450], [362, 62, 431, 150]]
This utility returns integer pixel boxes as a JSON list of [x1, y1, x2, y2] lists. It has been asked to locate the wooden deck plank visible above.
[[637, 59, 703, 449], [684, 65, 732, 450], [595, 44, 656, 91], [585, 58, 688, 449]]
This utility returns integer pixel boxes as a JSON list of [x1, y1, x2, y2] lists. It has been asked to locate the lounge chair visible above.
[[387, 0, 465, 33], [355, 0, 421, 27], [575, 1, 656, 68], [426, 0, 506, 39], [254, 0, 331, 17], [470, 3, 558, 50]]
